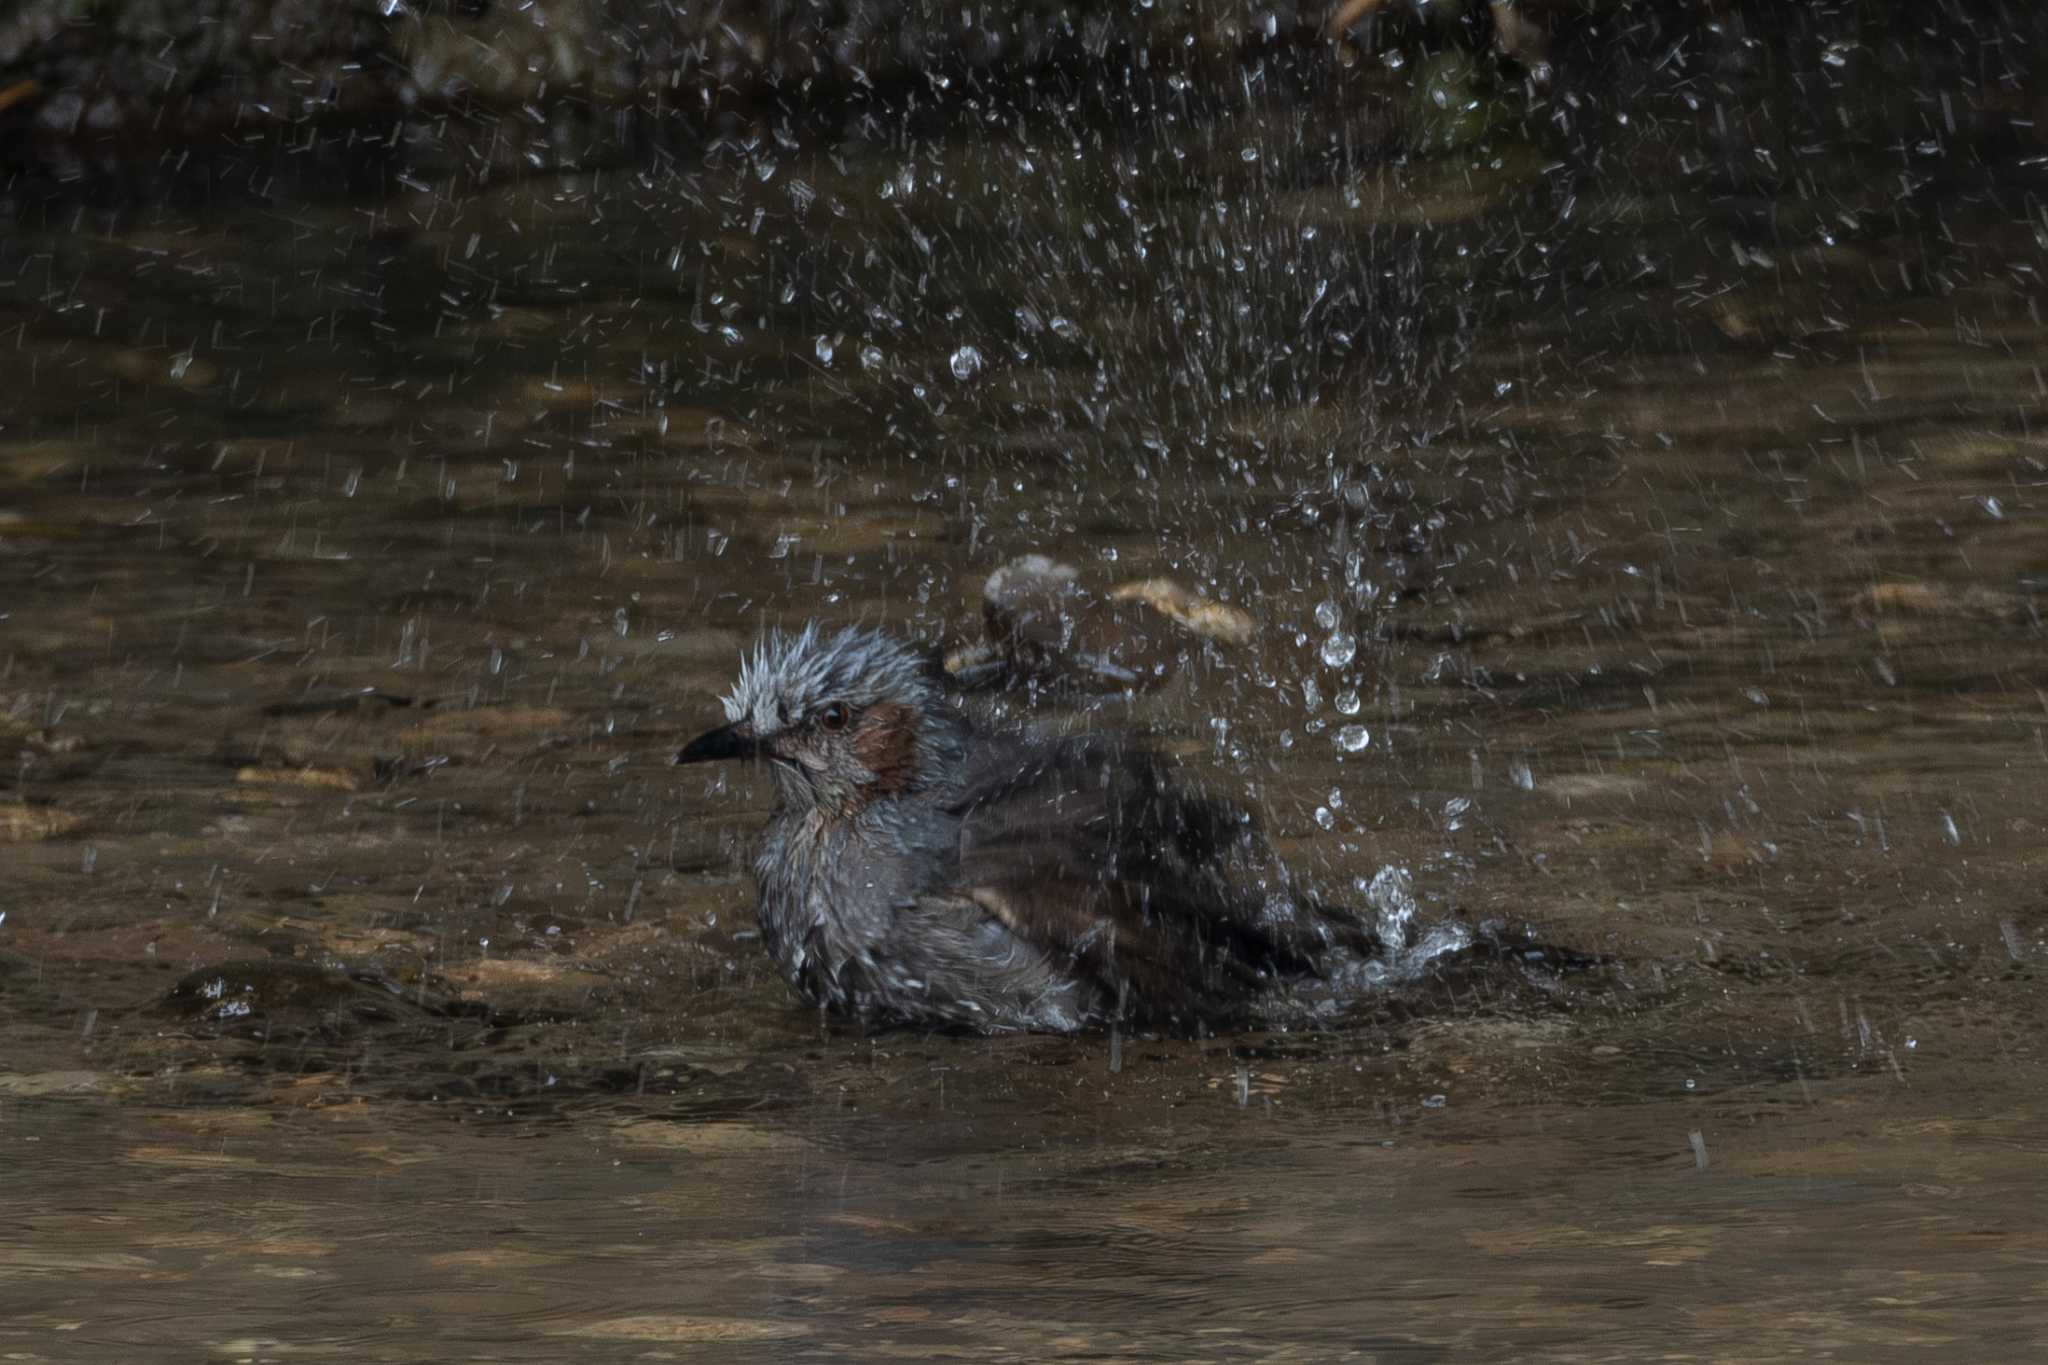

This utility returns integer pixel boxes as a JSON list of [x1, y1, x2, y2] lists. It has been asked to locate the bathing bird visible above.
[[676, 624, 1403, 1033]]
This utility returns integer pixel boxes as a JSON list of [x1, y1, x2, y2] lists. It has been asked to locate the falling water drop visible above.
[[1443, 796, 1471, 831]]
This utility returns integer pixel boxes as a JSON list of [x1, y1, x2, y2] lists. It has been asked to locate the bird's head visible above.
[[677, 625, 958, 817]]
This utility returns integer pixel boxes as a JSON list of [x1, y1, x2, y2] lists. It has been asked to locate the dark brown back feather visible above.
[[939, 733, 1377, 1025]]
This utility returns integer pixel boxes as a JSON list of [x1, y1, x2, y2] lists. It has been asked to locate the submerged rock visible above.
[[159, 956, 450, 1035]]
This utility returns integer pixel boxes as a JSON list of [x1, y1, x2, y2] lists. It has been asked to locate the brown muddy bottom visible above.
[[4, 21, 2047, 1361]]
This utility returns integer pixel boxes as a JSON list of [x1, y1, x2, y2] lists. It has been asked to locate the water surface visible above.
[[4, 13, 2046, 1359]]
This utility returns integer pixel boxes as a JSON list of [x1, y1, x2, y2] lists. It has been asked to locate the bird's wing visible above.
[[931, 733, 1371, 1022]]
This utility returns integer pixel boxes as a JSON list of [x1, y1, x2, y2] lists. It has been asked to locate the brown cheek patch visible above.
[[851, 702, 921, 794]]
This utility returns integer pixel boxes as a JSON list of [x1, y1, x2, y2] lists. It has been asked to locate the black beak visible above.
[[675, 721, 760, 766]]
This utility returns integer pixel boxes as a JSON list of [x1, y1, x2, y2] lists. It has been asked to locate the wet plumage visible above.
[[677, 624, 1385, 1034]]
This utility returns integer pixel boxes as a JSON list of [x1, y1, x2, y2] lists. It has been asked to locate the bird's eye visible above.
[[818, 702, 850, 733]]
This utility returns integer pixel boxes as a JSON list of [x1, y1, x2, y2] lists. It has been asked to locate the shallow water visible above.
[[5, 10, 2048, 1359]]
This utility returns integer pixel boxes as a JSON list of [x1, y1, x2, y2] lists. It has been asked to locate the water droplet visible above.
[[1336, 724, 1370, 752], [949, 345, 984, 380], [815, 335, 835, 365], [1320, 633, 1357, 668], [1313, 600, 1340, 631], [859, 344, 883, 372], [1334, 689, 1360, 716], [1314, 806, 1336, 831]]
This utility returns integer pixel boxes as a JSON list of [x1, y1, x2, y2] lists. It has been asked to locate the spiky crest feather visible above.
[[721, 624, 940, 737]]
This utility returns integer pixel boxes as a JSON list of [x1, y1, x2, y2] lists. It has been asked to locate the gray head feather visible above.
[[721, 624, 940, 735]]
